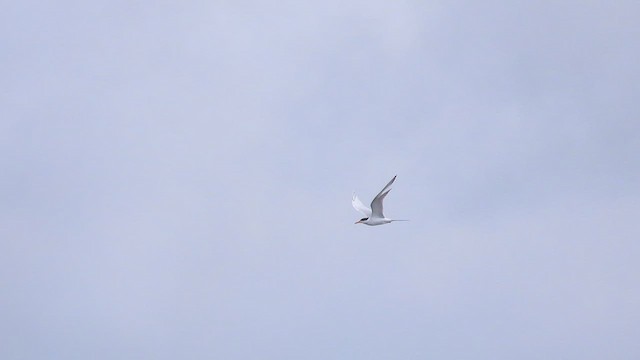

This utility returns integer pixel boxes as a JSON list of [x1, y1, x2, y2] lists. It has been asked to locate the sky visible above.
[[2, 1, 640, 359]]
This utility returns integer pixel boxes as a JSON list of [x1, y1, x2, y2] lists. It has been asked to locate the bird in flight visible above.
[[352, 175, 408, 226]]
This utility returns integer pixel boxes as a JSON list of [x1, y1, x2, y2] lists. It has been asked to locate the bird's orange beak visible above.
[[355, 220, 360, 224]]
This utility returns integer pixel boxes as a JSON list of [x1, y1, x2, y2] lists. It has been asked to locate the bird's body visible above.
[[352, 175, 407, 226], [359, 217, 393, 226]]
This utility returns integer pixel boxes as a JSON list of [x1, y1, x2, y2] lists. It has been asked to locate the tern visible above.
[[352, 175, 408, 226]]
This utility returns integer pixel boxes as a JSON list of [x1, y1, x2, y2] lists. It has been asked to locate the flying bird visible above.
[[352, 175, 408, 226]]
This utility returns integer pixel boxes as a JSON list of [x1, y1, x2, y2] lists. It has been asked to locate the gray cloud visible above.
[[1, 1, 639, 359]]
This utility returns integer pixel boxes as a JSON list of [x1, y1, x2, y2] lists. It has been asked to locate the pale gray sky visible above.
[[2, 1, 639, 359]]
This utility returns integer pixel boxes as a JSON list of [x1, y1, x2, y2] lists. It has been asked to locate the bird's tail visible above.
[[391, 219, 410, 222]]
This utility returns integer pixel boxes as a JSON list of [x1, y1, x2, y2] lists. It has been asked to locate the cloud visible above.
[[1, 1, 639, 359]]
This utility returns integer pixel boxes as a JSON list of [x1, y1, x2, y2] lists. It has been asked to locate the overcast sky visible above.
[[2, 1, 639, 359]]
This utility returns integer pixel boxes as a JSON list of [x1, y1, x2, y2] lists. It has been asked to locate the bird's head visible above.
[[355, 217, 368, 224]]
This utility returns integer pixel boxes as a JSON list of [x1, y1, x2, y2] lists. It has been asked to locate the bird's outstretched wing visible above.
[[370, 175, 396, 218], [352, 193, 372, 216]]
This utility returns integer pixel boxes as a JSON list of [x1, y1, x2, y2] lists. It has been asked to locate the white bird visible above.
[[352, 175, 408, 226]]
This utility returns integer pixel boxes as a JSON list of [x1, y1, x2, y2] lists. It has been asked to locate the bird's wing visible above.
[[352, 193, 372, 216], [370, 175, 396, 218]]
